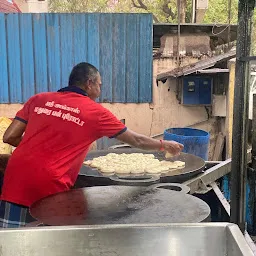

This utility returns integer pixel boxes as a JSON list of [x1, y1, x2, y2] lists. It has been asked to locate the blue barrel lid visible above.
[[164, 127, 209, 138]]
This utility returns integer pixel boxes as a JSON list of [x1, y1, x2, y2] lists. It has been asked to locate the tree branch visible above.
[[131, 0, 160, 23], [131, 0, 147, 10], [179, 0, 186, 23], [162, 2, 176, 20], [137, 0, 148, 9], [152, 14, 160, 23]]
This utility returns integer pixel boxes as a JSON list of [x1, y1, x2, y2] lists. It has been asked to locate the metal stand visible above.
[[183, 151, 251, 194], [183, 158, 256, 253], [230, 0, 255, 232], [246, 94, 256, 235]]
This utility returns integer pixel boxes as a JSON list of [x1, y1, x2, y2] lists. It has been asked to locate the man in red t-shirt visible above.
[[0, 62, 183, 228]]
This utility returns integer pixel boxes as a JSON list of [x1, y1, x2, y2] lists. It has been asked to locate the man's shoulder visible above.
[[29, 92, 55, 98], [36, 92, 57, 98], [29, 92, 57, 102]]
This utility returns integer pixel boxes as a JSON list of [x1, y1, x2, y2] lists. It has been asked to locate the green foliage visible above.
[[49, 0, 238, 23], [49, 0, 190, 23], [49, 0, 256, 53], [49, 0, 109, 12], [203, 0, 238, 24]]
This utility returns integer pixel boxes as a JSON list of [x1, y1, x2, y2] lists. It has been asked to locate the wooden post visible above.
[[226, 59, 236, 158]]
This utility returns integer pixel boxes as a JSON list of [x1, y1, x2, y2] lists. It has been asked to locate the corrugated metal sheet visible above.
[[197, 68, 229, 74], [156, 50, 236, 81], [0, 13, 153, 103]]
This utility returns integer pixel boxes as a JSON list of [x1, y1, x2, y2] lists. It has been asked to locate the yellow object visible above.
[[165, 152, 174, 159], [226, 60, 236, 158], [0, 117, 12, 154]]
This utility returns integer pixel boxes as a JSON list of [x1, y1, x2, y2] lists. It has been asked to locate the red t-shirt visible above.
[[1, 87, 126, 207]]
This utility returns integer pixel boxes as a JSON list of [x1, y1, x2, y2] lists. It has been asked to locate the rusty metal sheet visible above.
[[156, 50, 236, 81]]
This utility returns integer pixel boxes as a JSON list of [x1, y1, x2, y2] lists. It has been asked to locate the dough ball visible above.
[[100, 166, 115, 174], [115, 167, 131, 174], [145, 166, 162, 174], [131, 168, 144, 174], [160, 161, 179, 169], [174, 161, 185, 167], [145, 154, 155, 158], [165, 152, 174, 159], [83, 160, 92, 166]]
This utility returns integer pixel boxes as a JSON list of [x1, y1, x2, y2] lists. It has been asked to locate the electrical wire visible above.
[[212, 23, 231, 36]]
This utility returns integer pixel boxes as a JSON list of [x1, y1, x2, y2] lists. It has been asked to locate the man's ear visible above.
[[84, 80, 91, 91]]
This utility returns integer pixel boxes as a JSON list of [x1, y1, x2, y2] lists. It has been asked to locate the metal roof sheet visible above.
[[197, 68, 229, 74], [156, 50, 236, 81]]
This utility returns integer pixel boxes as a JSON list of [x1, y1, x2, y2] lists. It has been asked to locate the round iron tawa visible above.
[[30, 186, 211, 226], [80, 150, 205, 185]]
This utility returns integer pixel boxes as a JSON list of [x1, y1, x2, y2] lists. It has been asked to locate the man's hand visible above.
[[163, 140, 184, 156], [116, 129, 184, 155]]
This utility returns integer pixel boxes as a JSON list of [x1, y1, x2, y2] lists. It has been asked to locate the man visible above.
[[0, 62, 183, 228]]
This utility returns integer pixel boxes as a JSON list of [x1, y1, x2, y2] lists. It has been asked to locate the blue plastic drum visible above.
[[163, 128, 210, 160]]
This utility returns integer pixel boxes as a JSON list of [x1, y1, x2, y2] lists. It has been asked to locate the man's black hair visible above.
[[68, 62, 99, 87]]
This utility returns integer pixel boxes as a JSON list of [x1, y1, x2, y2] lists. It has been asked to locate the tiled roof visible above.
[[0, 0, 21, 13]]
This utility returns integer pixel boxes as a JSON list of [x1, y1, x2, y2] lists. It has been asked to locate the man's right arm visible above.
[[116, 129, 183, 156], [96, 107, 183, 156]]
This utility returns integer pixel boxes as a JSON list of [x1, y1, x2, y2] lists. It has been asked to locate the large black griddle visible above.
[[79, 149, 205, 186], [30, 184, 210, 226]]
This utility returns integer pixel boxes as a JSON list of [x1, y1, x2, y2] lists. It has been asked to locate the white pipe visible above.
[[192, 0, 196, 23]]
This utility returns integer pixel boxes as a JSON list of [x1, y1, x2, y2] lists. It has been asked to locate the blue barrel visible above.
[[163, 128, 210, 160]]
